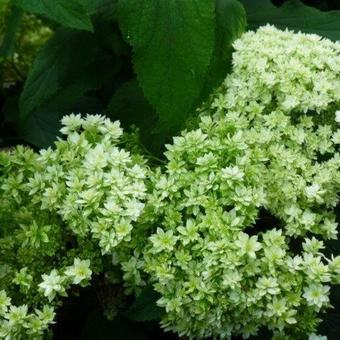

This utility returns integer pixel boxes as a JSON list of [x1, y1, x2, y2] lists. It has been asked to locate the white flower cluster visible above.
[[38, 258, 92, 302], [30, 113, 147, 254], [0, 114, 148, 338], [0, 290, 55, 339], [0, 259, 91, 339], [1, 25, 340, 340], [121, 26, 340, 338], [137, 114, 339, 338], [212, 25, 340, 118]]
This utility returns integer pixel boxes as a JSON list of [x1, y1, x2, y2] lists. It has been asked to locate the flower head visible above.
[[65, 258, 92, 285], [38, 270, 66, 302]]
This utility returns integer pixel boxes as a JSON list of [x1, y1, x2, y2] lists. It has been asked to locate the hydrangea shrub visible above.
[[137, 113, 339, 338], [0, 25, 340, 340], [0, 114, 147, 338], [121, 26, 340, 338]]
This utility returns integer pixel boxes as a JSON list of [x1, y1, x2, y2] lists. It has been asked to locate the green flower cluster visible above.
[[0, 114, 147, 338], [119, 26, 340, 338], [212, 25, 340, 121], [138, 112, 339, 338], [1, 25, 340, 339], [0, 259, 91, 339]]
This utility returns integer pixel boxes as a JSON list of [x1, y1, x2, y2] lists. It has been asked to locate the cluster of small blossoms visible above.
[[135, 114, 339, 338], [209, 25, 340, 240], [0, 114, 147, 338], [0, 259, 91, 339], [212, 25, 340, 120], [242, 110, 339, 239], [34, 113, 147, 254], [0, 291, 55, 340], [125, 26, 340, 339], [1, 25, 340, 340], [38, 258, 92, 302]]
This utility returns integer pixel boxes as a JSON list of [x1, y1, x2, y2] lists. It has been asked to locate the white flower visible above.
[[305, 183, 321, 199], [65, 258, 92, 285], [150, 228, 178, 253], [0, 290, 11, 315], [235, 232, 261, 258], [221, 166, 244, 181], [124, 199, 145, 220], [84, 144, 109, 170], [303, 284, 330, 309], [38, 270, 65, 302], [256, 277, 280, 295], [5, 305, 28, 326], [300, 210, 316, 226], [60, 114, 83, 134], [83, 114, 105, 129], [103, 198, 121, 215], [99, 119, 123, 139], [332, 130, 340, 144], [115, 221, 133, 240]]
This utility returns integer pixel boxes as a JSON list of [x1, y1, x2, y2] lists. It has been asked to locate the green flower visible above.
[[38, 270, 66, 302], [235, 232, 262, 258], [149, 228, 178, 253], [64, 259, 92, 285], [303, 284, 330, 309]]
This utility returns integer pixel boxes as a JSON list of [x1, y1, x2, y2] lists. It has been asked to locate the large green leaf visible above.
[[201, 0, 246, 100], [84, 0, 118, 21], [16, 56, 117, 148], [107, 80, 157, 129], [241, 0, 340, 41], [3, 95, 61, 148], [117, 0, 216, 133], [106, 79, 165, 155], [16, 0, 93, 31], [5, 94, 104, 148], [19, 28, 98, 118]]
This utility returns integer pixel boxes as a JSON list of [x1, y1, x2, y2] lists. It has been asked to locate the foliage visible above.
[[241, 0, 340, 41], [15, 0, 93, 32], [0, 0, 340, 339], [2, 0, 340, 149]]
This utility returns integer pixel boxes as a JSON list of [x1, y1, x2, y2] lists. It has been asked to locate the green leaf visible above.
[[19, 28, 98, 118], [0, 5, 23, 59], [18, 109, 63, 148], [201, 0, 246, 100], [241, 0, 340, 41], [3, 95, 62, 148], [117, 0, 216, 133], [6, 94, 104, 148], [106, 80, 157, 131], [106, 79, 164, 155], [16, 54, 116, 148], [84, 0, 118, 21], [16, 0, 93, 31], [125, 285, 164, 321]]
